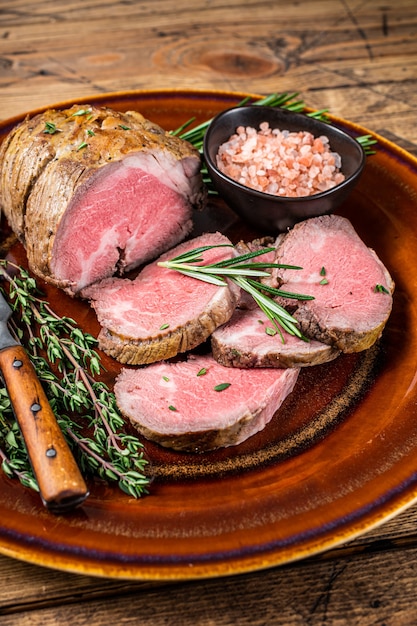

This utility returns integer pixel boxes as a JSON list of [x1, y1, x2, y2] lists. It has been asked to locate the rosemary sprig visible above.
[[0, 261, 151, 498], [356, 133, 377, 154], [171, 91, 377, 193], [171, 92, 329, 150], [158, 245, 313, 339], [171, 93, 330, 193], [171, 91, 377, 153]]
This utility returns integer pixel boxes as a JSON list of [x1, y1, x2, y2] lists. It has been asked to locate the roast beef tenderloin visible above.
[[211, 305, 340, 368], [0, 105, 206, 294], [114, 353, 300, 452], [271, 215, 394, 352], [86, 232, 240, 365]]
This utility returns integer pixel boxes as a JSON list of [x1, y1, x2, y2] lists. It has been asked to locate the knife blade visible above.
[[0, 290, 89, 513]]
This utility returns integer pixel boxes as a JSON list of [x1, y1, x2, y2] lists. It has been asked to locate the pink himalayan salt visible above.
[[216, 122, 345, 198]]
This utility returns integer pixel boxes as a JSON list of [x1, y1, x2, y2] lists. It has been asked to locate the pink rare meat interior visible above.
[[50, 161, 192, 291], [114, 353, 300, 450], [88, 232, 236, 337], [211, 307, 340, 368], [273, 216, 394, 346]]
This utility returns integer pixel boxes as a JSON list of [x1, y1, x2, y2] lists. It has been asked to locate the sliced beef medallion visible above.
[[0, 105, 206, 295], [114, 353, 300, 452], [272, 215, 394, 353], [86, 232, 240, 365], [211, 305, 340, 368]]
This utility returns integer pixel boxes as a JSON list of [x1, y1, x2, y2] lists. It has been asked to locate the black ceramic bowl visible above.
[[203, 105, 366, 233]]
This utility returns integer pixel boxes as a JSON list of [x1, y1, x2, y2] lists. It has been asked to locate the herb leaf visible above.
[[375, 283, 390, 294], [71, 108, 92, 117], [214, 383, 231, 392], [43, 121, 61, 135]]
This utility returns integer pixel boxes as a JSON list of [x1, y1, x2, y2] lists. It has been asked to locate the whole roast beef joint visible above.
[[0, 104, 206, 295]]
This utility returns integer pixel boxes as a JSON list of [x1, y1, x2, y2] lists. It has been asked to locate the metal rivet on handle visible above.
[[31, 403, 41, 413], [12, 359, 23, 369], [46, 447, 57, 458]]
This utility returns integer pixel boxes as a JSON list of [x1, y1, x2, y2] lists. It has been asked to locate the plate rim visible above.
[[1, 87, 417, 580]]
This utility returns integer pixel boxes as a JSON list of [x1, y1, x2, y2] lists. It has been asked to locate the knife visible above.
[[0, 290, 89, 513]]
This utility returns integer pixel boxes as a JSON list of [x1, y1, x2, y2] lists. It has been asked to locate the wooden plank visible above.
[[2, 544, 417, 624]]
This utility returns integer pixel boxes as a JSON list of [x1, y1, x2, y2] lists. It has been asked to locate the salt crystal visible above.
[[216, 122, 345, 198]]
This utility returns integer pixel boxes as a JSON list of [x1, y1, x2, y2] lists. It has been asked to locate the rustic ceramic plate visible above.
[[0, 89, 417, 580]]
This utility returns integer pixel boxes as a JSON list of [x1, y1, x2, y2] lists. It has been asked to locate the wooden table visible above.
[[1, 1, 417, 623]]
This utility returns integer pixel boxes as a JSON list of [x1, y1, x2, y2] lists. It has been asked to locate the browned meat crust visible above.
[[0, 105, 205, 292]]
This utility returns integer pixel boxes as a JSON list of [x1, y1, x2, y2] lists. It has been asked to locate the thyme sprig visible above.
[[0, 261, 151, 498], [158, 245, 313, 339], [0, 389, 40, 490]]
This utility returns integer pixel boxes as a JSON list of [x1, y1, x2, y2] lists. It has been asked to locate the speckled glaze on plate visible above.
[[0, 89, 417, 580]]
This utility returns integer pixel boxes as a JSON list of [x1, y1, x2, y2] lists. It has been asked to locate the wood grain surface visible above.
[[1, 0, 417, 624], [2, 0, 417, 151]]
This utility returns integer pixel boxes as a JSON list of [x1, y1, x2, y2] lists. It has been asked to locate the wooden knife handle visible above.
[[0, 344, 89, 513]]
